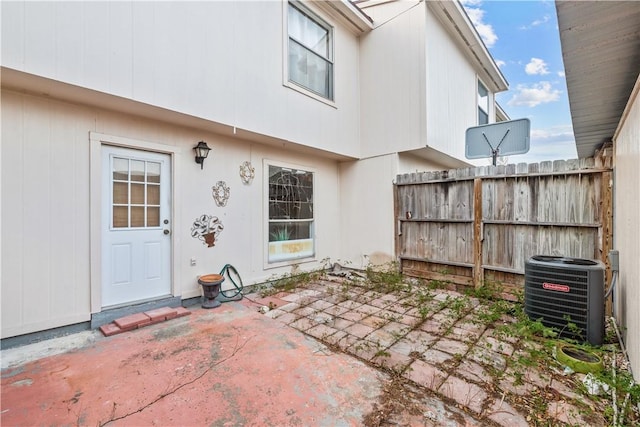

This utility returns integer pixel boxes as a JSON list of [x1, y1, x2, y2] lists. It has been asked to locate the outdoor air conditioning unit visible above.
[[524, 255, 605, 346]]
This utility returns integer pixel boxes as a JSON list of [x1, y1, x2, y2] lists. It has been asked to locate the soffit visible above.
[[556, 1, 640, 158], [401, 146, 472, 169]]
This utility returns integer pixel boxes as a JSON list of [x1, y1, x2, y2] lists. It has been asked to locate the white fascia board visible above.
[[496, 102, 510, 122], [429, 0, 508, 93], [316, 0, 374, 33]]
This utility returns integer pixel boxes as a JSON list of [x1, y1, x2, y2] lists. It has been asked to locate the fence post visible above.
[[602, 171, 613, 317], [393, 181, 401, 271], [473, 178, 483, 289]]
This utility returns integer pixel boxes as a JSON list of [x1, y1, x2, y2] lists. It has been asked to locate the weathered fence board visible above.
[[395, 158, 613, 295]]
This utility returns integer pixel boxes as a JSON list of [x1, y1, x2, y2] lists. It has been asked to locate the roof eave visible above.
[[317, 0, 374, 34], [429, 0, 508, 93], [556, 0, 640, 158], [401, 146, 472, 169]]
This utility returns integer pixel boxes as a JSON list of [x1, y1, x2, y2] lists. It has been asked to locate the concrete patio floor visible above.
[[1, 274, 619, 426], [2, 301, 389, 426]]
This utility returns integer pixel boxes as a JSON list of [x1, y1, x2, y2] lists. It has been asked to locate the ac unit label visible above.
[[542, 282, 570, 292]]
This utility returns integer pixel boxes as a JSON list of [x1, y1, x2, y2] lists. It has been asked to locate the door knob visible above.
[[163, 229, 170, 235]]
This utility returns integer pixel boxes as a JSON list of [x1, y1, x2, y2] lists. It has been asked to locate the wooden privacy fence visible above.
[[394, 158, 613, 296]]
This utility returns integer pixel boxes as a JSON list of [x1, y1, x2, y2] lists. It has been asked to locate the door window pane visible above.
[[111, 156, 163, 229], [147, 162, 161, 183], [147, 185, 160, 205], [113, 182, 128, 204], [113, 206, 128, 228], [131, 160, 145, 182], [113, 158, 129, 180], [131, 183, 145, 204], [147, 207, 160, 227], [131, 206, 145, 227]]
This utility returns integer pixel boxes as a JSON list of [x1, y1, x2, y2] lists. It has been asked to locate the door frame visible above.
[[89, 132, 183, 314]]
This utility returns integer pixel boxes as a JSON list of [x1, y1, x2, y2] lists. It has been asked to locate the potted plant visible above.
[[198, 274, 225, 309]]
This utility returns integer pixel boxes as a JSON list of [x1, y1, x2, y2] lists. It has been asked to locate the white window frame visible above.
[[477, 79, 489, 125], [283, 1, 336, 106], [264, 159, 316, 267]]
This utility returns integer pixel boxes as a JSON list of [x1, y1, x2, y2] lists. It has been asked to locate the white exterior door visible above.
[[102, 146, 172, 307]]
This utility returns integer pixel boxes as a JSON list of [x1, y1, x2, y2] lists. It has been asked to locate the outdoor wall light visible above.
[[194, 141, 211, 169]]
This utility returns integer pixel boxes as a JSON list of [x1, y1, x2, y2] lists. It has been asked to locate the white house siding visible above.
[[339, 156, 397, 269], [1, 91, 93, 338], [613, 78, 640, 381], [358, 2, 496, 161], [1, 0, 506, 339], [425, 5, 492, 161], [359, 3, 426, 158], [338, 153, 450, 269], [0, 1, 361, 158], [1, 89, 342, 338]]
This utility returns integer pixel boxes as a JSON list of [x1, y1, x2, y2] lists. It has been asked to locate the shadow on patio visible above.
[[248, 266, 637, 426], [2, 267, 638, 426]]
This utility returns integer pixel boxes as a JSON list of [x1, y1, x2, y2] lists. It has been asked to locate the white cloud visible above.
[[495, 59, 506, 68], [531, 126, 574, 143], [460, 0, 483, 6], [525, 58, 550, 75], [516, 125, 577, 163], [557, 70, 565, 78], [520, 15, 550, 30], [532, 15, 550, 27], [461, 3, 498, 48], [508, 82, 560, 107]]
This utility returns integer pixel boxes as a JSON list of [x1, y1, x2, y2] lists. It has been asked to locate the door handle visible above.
[[163, 229, 171, 235]]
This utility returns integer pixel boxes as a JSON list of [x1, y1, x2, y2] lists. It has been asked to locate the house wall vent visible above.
[[524, 255, 605, 346]]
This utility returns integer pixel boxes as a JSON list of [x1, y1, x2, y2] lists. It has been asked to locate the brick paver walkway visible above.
[[253, 276, 607, 427]]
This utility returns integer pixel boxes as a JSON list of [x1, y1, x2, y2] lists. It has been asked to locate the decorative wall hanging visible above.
[[212, 181, 230, 207], [239, 161, 255, 185], [191, 214, 224, 247]]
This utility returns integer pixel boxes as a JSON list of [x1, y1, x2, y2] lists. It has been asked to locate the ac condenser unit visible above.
[[524, 255, 605, 346]]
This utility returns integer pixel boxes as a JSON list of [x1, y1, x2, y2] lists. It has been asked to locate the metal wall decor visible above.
[[212, 181, 230, 207], [191, 214, 224, 247], [239, 161, 255, 185]]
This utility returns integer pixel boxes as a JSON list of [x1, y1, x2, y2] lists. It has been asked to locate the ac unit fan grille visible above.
[[525, 265, 589, 341]]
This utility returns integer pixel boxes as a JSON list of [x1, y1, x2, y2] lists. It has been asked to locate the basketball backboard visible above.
[[465, 118, 530, 164]]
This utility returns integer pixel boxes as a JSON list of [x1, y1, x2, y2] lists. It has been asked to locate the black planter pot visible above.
[[198, 274, 225, 309]]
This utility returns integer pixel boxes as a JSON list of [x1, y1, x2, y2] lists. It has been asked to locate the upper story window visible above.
[[287, 1, 334, 101], [477, 80, 489, 125]]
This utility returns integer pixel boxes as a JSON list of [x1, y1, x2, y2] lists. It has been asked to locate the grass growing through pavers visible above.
[[260, 263, 639, 426]]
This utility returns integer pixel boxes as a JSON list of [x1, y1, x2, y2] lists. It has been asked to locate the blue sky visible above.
[[461, 0, 578, 164]]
